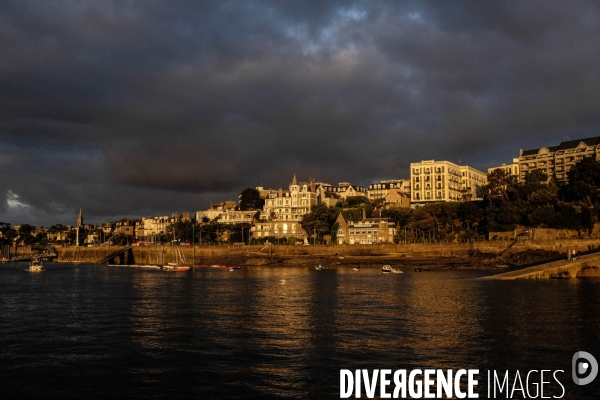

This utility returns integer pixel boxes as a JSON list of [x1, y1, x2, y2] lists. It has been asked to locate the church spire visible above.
[[291, 173, 298, 186], [77, 208, 84, 228]]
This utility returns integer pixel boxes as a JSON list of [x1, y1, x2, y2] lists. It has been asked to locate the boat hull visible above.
[[163, 265, 190, 272]]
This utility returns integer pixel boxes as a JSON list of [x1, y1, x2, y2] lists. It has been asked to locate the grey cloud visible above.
[[1, 0, 600, 225]]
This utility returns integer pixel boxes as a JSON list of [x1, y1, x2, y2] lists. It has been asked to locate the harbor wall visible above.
[[51, 239, 600, 264], [1, 245, 33, 259]]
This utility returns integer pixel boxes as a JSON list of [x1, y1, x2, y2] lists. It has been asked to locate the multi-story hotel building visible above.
[[518, 136, 600, 182], [251, 175, 317, 240], [410, 160, 487, 204], [488, 158, 520, 181], [262, 175, 318, 221]]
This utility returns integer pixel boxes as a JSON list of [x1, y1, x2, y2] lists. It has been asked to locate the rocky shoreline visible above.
[[194, 248, 569, 271]]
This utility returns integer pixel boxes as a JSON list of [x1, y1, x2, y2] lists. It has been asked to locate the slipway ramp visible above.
[[482, 252, 600, 280], [95, 246, 132, 265]]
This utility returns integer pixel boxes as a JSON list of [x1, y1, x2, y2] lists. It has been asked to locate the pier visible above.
[[483, 252, 600, 279]]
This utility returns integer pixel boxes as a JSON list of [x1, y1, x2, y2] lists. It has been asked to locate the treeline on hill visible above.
[[0, 223, 76, 246]]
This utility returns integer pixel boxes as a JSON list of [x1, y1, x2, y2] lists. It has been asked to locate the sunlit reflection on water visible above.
[[0, 263, 598, 399]]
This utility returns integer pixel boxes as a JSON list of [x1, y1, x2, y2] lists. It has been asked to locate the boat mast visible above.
[[192, 220, 195, 270]]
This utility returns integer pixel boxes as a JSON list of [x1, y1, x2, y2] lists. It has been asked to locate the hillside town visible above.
[[3, 135, 600, 252]]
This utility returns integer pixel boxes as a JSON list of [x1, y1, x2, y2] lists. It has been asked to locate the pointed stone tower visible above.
[[77, 208, 84, 228], [290, 173, 299, 192]]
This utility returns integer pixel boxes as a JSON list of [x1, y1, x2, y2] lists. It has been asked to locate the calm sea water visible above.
[[0, 263, 599, 399]]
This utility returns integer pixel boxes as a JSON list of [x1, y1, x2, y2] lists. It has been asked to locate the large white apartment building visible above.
[[518, 136, 600, 182], [410, 160, 487, 204]]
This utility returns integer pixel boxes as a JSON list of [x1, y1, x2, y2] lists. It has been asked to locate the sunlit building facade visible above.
[[518, 136, 600, 182], [335, 211, 396, 244], [410, 160, 487, 205]]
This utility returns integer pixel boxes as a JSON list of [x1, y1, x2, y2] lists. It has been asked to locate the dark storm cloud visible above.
[[1, 0, 600, 225]]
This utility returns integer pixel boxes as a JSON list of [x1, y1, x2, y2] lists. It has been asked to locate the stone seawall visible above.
[[52, 239, 600, 264]]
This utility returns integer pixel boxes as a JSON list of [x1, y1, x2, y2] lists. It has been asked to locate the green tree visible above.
[[524, 169, 549, 184], [239, 188, 264, 211], [17, 224, 35, 245], [345, 196, 370, 207], [381, 207, 413, 227], [483, 169, 517, 201], [300, 204, 338, 243], [168, 220, 194, 242], [561, 157, 600, 207], [330, 222, 339, 243]]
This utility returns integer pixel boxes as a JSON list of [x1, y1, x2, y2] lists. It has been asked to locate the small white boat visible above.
[[353, 267, 360, 271], [382, 265, 403, 274], [27, 258, 44, 272], [315, 264, 328, 270]]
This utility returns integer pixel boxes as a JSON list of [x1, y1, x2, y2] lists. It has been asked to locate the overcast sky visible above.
[[2, 0, 600, 226]]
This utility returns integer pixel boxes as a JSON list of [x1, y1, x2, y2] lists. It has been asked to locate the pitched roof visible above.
[[521, 146, 558, 156], [522, 135, 600, 156], [557, 136, 600, 150]]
